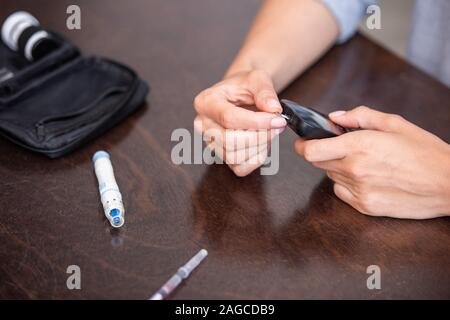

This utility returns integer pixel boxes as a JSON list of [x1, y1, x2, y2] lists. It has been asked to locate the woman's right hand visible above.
[[193, 70, 287, 176]]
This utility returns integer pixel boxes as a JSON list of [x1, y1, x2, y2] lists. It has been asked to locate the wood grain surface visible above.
[[0, 0, 449, 299]]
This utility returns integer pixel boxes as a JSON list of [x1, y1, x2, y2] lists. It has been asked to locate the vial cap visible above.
[[1, 11, 39, 50], [92, 150, 110, 163]]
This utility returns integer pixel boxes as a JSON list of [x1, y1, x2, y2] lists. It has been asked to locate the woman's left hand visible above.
[[295, 106, 450, 219]]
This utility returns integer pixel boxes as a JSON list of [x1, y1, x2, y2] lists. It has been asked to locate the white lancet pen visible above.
[[150, 249, 208, 300], [92, 150, 125, 228]]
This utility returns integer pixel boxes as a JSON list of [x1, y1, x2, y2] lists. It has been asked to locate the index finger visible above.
[[295, 134, 353, 162], [196, 93, 286, 130]]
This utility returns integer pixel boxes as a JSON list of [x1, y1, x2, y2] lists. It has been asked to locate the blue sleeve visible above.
[[319, 0, 378, 43]]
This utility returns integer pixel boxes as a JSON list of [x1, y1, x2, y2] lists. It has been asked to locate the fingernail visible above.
[[271, 116, 287, 128], [329, 110, 346, 118], [267, 99, 282, 112]]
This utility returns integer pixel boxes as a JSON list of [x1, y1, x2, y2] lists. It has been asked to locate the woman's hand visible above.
[[295, 106, 450, 219], [193, 70, 287, 176]]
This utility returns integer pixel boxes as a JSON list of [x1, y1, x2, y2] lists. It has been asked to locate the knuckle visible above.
[[392, 114, 405, 122], [194, 89, 215, 113], [303, 143, 316, 162], [193, 116, 203, 133], [390, 114, 405, 122], [258, 88, 275, 98], [251, 154, 266, 167], [355, 105, 370, 113], [353, 132, 370, 150], [386, 114, 405, 129], [232, 165, 249, 177], [219, 84, 239, 98], [193, 93, 204, 113], [352, 182, 368, 196], [326, 171, 334, 180], [356, 192, 375, 214], [256, 90, 274, 104], [311, 161, 320, 169], [220, 110, 234, 128], [346, 160, 366, 181]]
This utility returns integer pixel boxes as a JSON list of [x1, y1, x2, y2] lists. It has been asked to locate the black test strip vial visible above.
[[1, 11, 59, 61]]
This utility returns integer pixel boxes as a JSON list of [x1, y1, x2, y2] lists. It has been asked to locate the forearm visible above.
[[440, 144, 450, 216], [225, 0, 339, 92]]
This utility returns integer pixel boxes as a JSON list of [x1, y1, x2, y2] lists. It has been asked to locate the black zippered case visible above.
[[0, 32, 149, 158]]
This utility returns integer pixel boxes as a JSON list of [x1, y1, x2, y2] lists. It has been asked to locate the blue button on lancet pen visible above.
[[92, 150, 125, 228]]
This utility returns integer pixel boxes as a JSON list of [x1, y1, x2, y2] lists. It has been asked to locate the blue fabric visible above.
[[320, 0, 377, 43], [319, 0, 450, 87], [408, 0, 450, 87]]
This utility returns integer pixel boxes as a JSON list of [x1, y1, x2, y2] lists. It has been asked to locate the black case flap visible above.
[[0, 32, 148, 158]]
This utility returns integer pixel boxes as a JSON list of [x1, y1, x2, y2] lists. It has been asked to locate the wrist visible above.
[[224, 51, 277, 83], [435, 143, 450, 217], [224, 57, 255, 80]]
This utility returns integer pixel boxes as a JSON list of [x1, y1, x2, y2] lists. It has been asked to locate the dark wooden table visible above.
[[1, 0, 449, 299]]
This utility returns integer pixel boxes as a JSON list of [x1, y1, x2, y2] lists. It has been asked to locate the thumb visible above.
[[247, 70, 282, 113], [329, 106, 406, 132]]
